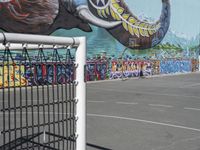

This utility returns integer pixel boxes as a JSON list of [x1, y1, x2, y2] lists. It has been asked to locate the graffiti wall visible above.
[[0, 58, 199, 87], [0, 64, 27, 87], [191, 59, 199, 72], [110, 60, 152, 79], [199, 56, 200, 71], [34, 63, 74, 85], [86, 61, 108, 81], [151, 60, 160, 75], [160, 59, 191, 74], [0, 63, 74, 88], [0, 0, 200, 60], [1, 1, 200, 85]]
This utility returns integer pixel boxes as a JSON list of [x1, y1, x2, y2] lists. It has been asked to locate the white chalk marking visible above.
[[87, 113, 200, 132], [87, 101, 105, 103], [149, 104, 173, 108], [182, 83, 200, 88], [184, 107, 200, 111], [116, 102, 138, 105]]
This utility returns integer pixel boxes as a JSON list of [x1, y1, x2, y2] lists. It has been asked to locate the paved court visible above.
[[0, 73, 200, 150], [86, 73, 200, 150]]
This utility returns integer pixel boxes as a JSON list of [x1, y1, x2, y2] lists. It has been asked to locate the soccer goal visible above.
[[0, 33, 86, 150]]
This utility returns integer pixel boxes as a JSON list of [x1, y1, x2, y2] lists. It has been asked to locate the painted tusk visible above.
[[77, 5, 121, 29]]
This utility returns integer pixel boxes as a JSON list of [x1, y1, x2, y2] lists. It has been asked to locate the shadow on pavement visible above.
[[87, 143, 112, 150]]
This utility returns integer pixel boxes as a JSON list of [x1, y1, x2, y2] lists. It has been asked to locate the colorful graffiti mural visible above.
[[0, 0, 170, 50], [191, 59, 199, 72], [1, 0, 200, 61], [0, 63, 74, 88], [151, 60, 160, 75], [0, 58, 199, 87], [0, 64, 27, 87], [160, 59, 191, 74], [199, 56, 200, 71], [86, 60, 108, 81], [34, 63, 74, 85], [110, 60, 152, 79]]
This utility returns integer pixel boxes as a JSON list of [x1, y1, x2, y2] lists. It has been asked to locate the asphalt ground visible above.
[[0, 72, 200, 150], [86, 73, 200, 150]]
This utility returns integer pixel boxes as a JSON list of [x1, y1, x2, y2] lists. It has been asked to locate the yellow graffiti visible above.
[[112, 61, 150, 72], [0, 65, 28, 88]]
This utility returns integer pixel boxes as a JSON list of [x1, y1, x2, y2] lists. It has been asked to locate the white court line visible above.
[[87, 113, 200, 132], [149, 104, 173, 108], [116, 102, 138, 105], [184, 107, 200, 111], [182, 83, 200, 88], [87, 101, 105, 103]]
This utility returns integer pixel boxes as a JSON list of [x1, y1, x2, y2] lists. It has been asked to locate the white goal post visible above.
[[0, 32, 86, 150]]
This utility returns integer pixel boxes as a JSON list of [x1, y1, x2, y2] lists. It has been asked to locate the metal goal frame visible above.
[[0, 33, 86, 150]]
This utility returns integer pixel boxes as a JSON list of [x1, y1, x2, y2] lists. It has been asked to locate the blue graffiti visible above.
[[86, 63, 96, 81], [96, 63, 107, 80], [160, 59, 191, 74]]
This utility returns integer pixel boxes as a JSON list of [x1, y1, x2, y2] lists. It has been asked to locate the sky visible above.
[[126, 0, 200, 39]]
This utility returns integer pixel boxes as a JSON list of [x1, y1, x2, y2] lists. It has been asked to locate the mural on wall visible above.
[[86, 61, 108, 81], [0, 63, 74, 88], [199, 56, 200, 71], [191, 59, 199, 72], [88, 0, 170, 49], [0, 64, 28, 87], [160, 59, 191, 74], [34, 63, 74, 85], [0, 0, 170, 49], [151, 60, 160, 75], [0, 58, 199, 87], [110, 60, 152, 79], [0, 0, 199, 78]]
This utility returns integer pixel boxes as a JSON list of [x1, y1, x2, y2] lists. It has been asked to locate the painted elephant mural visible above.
[[0, 0, 170, 49]]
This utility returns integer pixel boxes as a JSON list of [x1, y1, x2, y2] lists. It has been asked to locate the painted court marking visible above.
[[184, 107, 200, 111], [87, 113, 200, 132], [149, 104, 173, 108], [116, 102, 138, 105], [182, 83, 200, 88], [88, 101, 105, 103]]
